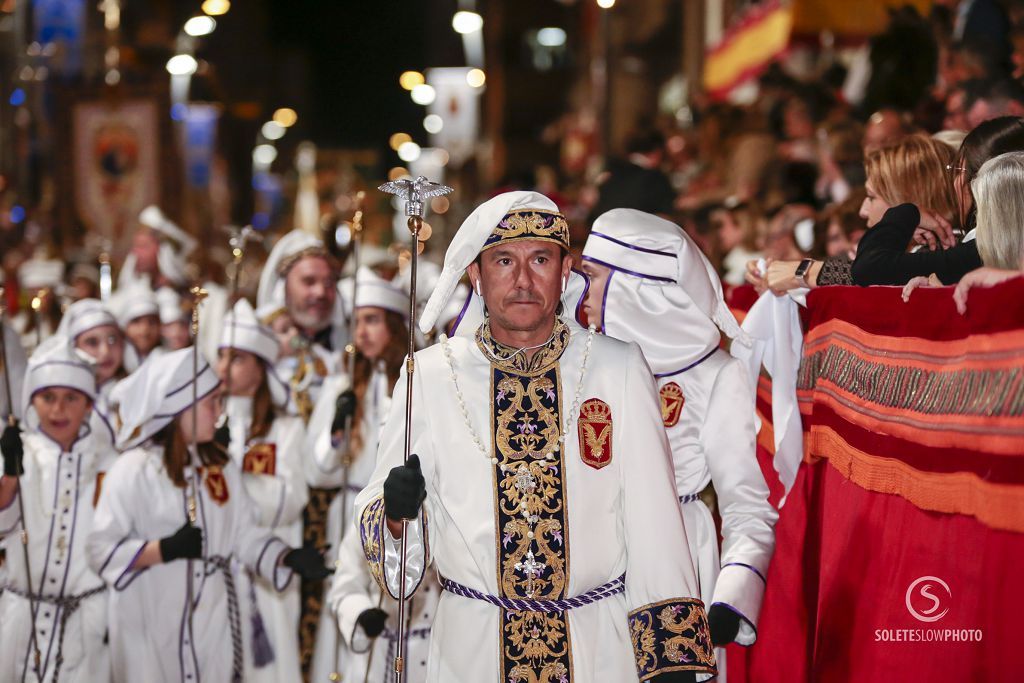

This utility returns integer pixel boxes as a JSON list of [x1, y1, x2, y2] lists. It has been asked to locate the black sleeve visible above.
[[851, 203, 983, 286], [816, 254, 853, 286]]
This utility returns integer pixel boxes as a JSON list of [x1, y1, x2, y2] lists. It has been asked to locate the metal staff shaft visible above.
[[0, 290, 43, 681], [339, 191, 366, 530], [393, 213, 424, 681], [379, 175, 452, 683], [221, 226, 252, 402], [186, 286, 208, 639]]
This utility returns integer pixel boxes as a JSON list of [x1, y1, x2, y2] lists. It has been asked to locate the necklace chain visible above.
[[440, 324, 596, 471]]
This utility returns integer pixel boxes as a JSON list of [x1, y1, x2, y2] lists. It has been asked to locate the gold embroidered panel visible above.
[[491, 361, 574, 681]]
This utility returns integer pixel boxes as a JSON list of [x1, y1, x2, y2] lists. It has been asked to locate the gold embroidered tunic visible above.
[[356, 319, 716, 682]]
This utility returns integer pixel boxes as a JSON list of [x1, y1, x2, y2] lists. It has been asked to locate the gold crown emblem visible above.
[[580, 398, 611, 423], [661, 383, 683, 401]]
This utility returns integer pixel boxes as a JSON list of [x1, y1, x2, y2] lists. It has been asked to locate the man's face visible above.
[[285, 255, 337, 334], [466, 241, 571, 337], [579, 259, 612, 330], [131, 230, 161, 274]]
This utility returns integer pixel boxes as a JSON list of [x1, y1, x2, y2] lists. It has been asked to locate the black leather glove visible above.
[[283, 544, 332, 581], [213, 422, 231, 451], [651, 672, 697, 683], [356, 607, 388, 638], [331, 389, 357, 433], [1, 421, 23, 477], [708, 603, 742, 647], [383, 454, 426, 521], [159, 522, 203, 562]]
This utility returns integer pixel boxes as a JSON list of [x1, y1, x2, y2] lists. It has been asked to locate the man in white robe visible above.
[[355, 191, 716, 682]]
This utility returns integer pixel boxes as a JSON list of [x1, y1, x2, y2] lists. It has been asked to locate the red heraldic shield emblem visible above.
[[243, 443, 277, 476], [578, 398, 613, 469], [204, 465, 230, 505], [660, 382, 685, 428]]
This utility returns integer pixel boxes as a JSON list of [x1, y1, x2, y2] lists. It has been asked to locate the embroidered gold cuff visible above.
[[359, 495, 387, 594], [629, 598, 717, 681]]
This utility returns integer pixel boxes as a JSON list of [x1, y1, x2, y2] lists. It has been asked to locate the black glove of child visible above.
[[159, 522, 203, 562], [356, 607, 389, 638], [1, 421, 24, 477], [283, 544, 332, 581]]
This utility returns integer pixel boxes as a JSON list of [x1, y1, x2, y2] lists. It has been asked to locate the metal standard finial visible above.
[[379, 175, 454, 218], [377, 174, 454, 683]]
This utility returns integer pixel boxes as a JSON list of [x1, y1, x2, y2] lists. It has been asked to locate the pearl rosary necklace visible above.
[[439, 324, 597, 472]]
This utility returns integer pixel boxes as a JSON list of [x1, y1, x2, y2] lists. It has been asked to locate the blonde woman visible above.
[[752, 133, 972, 291]]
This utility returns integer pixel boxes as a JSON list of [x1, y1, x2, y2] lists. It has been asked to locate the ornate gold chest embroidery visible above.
[[483, 323, 574, 681]]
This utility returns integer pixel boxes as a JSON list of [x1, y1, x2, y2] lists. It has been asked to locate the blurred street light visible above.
[[423, 114, 443, 134], [166, 54, 198, 76], [261, 120, 285, 140], [400, 71, 425, 90], [389, 132, 412, 150], [411, 83, 436, 105], [597, 0, 615, 8], [184, 16, 217, 37], [253, 144, 278, 166], [452, 11, 483, 34], [202, 0, 230, 16], [537, 27, 567, 47], [467, 68, 486, 88], [272, 108, 298, 127], [397, 141, 422, 162]]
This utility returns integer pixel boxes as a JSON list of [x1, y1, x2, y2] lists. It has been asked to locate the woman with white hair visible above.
[[944, 151, 1024, 311]]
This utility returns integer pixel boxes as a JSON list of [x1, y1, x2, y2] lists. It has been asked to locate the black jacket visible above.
[[851, 204, 983, 286]]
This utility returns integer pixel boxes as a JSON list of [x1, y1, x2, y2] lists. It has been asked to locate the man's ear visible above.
[[561, 252, 574, 282], [466, 261, 482, 293]]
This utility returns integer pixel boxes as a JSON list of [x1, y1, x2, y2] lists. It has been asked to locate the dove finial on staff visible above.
[[379, 175, 454, 218]]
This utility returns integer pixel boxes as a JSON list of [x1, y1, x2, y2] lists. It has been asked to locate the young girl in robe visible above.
[[86, 346, 328, 683], [215, 299, 308, 681]]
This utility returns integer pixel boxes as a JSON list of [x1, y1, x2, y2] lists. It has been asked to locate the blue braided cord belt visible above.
[[679, 492, 701, 504], [439, 573, 625, 613]]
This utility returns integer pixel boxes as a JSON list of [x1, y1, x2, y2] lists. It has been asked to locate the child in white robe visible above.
[[215, 299, 308, 682], [86, 346, 330, 683], [0, 335, 112, 683]]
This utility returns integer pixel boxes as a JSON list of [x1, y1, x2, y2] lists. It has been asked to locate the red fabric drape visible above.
[[734, 280, 1024, 682]]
